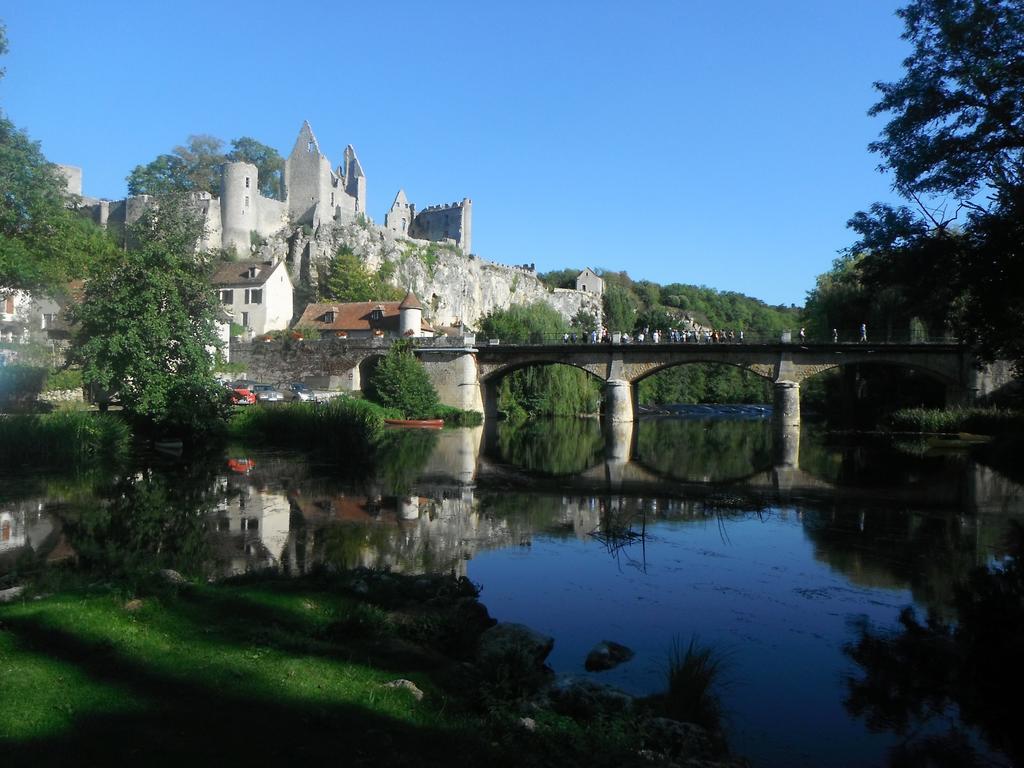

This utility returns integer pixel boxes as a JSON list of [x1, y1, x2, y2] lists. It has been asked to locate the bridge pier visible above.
[[603, 419, 635, 489], [604, 379, 636, 423], [773, 381, 800, 428]]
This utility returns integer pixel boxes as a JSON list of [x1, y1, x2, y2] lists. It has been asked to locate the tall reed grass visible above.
[[664, 635, 726, 731], [0, 411, 131, 466], [888, 406, 1024, 435]]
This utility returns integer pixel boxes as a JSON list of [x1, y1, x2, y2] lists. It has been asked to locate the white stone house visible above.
[[576, 268, 604, 296], [212, 260, 293, 335]]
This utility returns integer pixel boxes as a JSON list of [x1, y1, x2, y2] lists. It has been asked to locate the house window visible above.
[[220, 290, 233, 305], [41, 313, 56, 329], [323, 311, 336, 323], [247, 266, 258, 278], [244, 289, 263, 305], [245, 176, 250, 189], [370, 308, 383, 321], [241, 312, 250, 328], [244, 195, 250, 208], [330, 193, 335, 206]]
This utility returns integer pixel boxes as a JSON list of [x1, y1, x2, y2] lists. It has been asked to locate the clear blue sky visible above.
[[1, 1, 910, 307]]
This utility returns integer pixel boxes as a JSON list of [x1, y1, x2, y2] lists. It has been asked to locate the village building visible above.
[[212, 260, 293, 336], [295, 291, 431, 339], [575, 268, 604, 296]]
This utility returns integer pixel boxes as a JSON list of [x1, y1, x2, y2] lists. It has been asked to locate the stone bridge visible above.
[[231, 336, 1014, 426], [469, 341, 1011, 425]]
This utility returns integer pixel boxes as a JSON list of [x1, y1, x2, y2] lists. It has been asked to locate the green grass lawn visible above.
[[0, 577, 495, 767]]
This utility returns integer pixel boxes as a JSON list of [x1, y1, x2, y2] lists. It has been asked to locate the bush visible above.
[[228, 397, 384, 460], [432, 406, 483, 426], [365, 341, 439, 419]]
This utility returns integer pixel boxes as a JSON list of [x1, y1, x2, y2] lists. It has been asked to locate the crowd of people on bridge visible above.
[[561, 327, 749, 345]]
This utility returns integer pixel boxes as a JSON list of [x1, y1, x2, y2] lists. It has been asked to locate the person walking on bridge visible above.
[[859, 323, 867, 343], [832, 328, 838, 343]]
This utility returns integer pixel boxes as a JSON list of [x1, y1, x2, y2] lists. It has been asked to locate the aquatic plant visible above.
[[0, 411, 130, 467], [887, 406, 1024, 435], [663, 635, 726, 732]]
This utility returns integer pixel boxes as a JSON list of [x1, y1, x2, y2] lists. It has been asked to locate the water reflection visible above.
[[3, 418, 1024, 767]]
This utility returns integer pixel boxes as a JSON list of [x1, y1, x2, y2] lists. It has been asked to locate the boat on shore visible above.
[[383, 418, 445, 429]]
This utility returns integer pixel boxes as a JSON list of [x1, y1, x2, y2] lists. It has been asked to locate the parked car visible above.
[[226, 382, 256, 405], [250, 383, 284, 403], [285, 382, 315, 402]]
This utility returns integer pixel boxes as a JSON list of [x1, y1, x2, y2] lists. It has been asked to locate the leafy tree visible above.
[[72, 196, 229, 437], [537, 268, 580, 289], [227, 137, 285, 200], [602, 282, 638, 332], [127, 135, 227, 196], [321, 246, 402, 303], [811, 0, 1024, 371], [477, 301, 568, 343], [869, 0, 1024, 203], [0, 28, 113, 292], [365, 340, 439, 419]]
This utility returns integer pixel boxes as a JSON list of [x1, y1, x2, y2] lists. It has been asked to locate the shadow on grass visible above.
[[0, 581, 498, 768]]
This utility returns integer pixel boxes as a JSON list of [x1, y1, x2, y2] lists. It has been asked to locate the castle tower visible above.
[[221, 161, 259, 254], [342, 145, 366, 216], [399, 290, 423, 337], [384, 189, 414, 235], [284, 121, 333, 226]]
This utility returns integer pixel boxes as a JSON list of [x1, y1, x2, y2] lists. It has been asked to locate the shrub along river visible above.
[[2, 408, 1022, 767]]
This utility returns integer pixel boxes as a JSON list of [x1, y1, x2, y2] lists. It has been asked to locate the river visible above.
[[2, 408, 1021, 767]]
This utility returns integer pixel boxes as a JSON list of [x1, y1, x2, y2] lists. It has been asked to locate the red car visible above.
[[227, 383, 256, 405]]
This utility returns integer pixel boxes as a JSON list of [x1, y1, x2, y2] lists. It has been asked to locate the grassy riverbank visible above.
[[0, 411, 130, 467], [0, 571, 708, 768]]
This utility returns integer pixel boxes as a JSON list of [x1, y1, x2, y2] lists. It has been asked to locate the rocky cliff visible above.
[[254, 220, 602, 330]]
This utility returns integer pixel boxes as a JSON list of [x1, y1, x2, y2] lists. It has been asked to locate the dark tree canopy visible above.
[[870, 0, 1024, 203], [808, 0, 1024, 373]]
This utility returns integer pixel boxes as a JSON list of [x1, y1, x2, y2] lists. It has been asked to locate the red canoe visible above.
[[383, 418, 445, 429]]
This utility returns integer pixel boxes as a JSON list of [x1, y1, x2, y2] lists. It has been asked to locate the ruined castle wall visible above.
[[410, 200, 471, 253], [256, 197, 288, 240], [286, 144, 335, 225], [199, 196, 223, 251]]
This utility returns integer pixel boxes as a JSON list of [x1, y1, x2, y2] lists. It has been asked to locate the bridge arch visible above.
[[627, 357, 775, 384], [479, 358, 606, 421]]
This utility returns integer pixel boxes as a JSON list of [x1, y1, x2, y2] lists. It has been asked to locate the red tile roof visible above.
[[296, 300, 432, 335]]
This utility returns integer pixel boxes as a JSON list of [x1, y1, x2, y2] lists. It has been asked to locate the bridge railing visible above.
[[476, 330, 961, 347]]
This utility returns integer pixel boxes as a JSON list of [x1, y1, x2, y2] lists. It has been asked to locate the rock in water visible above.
[[476, 622, 555, 667], [584, 640, 635, 671]]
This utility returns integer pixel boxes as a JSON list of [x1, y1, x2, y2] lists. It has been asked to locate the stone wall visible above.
[[409, 199, 472, 254]]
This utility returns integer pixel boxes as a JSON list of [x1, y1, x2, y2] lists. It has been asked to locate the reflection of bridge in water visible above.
[[472, 419, 1021, 514]]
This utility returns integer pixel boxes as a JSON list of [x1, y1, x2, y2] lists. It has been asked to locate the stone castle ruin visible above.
[[59, 121, 600, 330], [63, 121, 473, 257]]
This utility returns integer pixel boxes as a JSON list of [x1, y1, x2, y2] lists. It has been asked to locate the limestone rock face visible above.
[[260, 222, 601, 330]]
